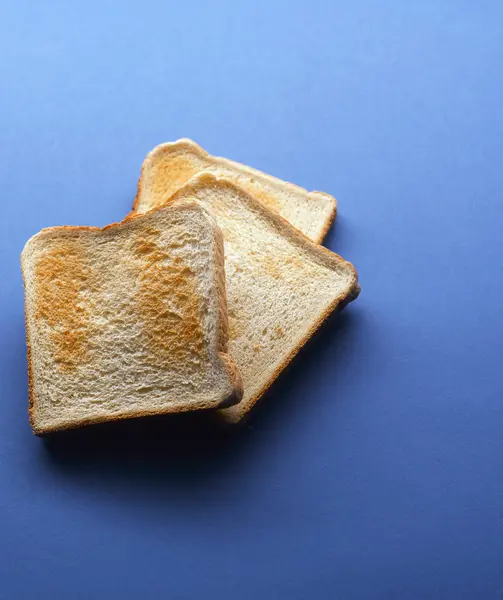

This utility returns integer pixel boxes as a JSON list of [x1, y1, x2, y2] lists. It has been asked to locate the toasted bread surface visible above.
[[22, 201, 242, 435], [134, 174, 359, 423], [133, 139, 336, 242]]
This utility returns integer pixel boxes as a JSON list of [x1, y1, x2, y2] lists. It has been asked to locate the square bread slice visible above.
[[21, 201, 243, 435], [132, 139, 337, 243], [132, 173, 359, 423]]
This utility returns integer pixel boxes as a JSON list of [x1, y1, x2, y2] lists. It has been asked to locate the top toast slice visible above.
[[133, 139, 337, 243], [21, 201, 242, 435], [133, 173, 359, 423]]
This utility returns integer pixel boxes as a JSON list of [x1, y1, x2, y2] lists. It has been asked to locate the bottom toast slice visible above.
[[133, 138, 337, 243], [133, 173, 360, 423], [21, 201, 242, 435]]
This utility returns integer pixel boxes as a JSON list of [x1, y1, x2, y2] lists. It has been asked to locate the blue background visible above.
[[1, 1, 502, 598]]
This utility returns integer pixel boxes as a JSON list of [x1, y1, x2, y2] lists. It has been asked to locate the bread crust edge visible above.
[[220, 280, 360, 424]]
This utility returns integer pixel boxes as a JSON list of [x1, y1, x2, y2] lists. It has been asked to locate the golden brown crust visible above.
[[21, 248, 41, 432], [23, 279, 36, 431], [206, 208, 244, 404], [31, 398, 226, 437], [212, 220, 230, 354], [217, 353, 244, 410], [312, 191, 338, 243]]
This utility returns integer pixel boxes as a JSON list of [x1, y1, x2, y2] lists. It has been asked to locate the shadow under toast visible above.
[[42, 307, 363, 492]]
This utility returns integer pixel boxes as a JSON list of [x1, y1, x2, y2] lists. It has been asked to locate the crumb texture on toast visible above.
[[133, 226, 207, 368], [158, 174, 359, 423], [134, 139, 336, 242], [34, 240, 93, 372], [21, 202, 242, 435]]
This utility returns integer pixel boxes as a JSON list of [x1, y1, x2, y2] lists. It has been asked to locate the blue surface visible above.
[[1, 1, 503, 598]]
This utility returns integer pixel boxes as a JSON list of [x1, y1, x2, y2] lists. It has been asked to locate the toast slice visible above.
[[133, 173, 359, 423], [21, 201, 243, 435], [132, 139, 337, 243]]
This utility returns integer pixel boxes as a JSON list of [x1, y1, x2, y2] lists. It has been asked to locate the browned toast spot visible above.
[[34, 242, 92, 372], [272, 325, 285, 339], [134, 229, 206, 369], [147, 154, 201, 207], [145, 149, 282, 216], [259, 252, 306, 284], [228, 309, 241, 341], [239, 179, 282, 213]]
